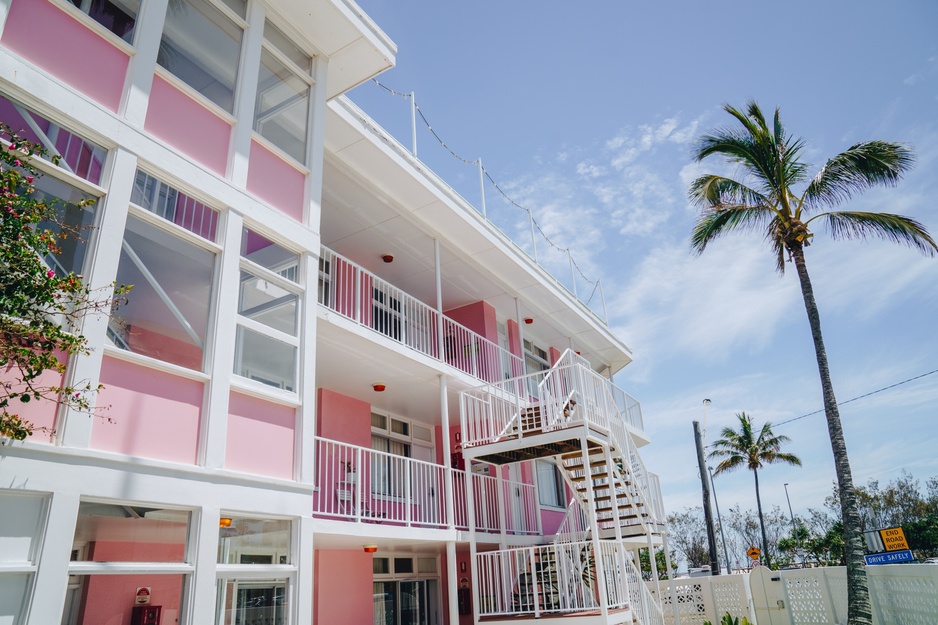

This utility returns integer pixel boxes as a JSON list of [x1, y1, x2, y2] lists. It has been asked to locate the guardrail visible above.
[[319, 246, 523, 384]]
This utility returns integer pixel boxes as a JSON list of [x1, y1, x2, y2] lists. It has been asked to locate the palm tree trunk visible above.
[[790, 244, 872, 625], [753, 468, 771, 568]]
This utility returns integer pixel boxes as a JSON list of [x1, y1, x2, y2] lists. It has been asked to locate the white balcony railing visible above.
[[318, 246, 523, 383], [451, 470, 539, 535], [476, 540, 635, 618], [460, 350, 643, 450], [313, 438, 538, 534]]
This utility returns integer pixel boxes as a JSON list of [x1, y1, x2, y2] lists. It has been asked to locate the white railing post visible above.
[[528, 546, 540, 618], [466, 463, 480, 625], [496, 467, 507, 547], [355, 446, 363, 523], [405, 458, 413, 526], [353, 262, 361, 325]]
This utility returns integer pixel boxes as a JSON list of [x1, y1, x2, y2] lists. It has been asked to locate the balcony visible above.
[[313, 437, 538, 535], [318, 246, 523, 384]]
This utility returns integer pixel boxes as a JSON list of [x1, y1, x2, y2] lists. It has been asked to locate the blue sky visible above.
[[349, 1, 938, 520]]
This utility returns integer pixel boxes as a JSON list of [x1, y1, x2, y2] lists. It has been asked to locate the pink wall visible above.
[[317, 388, 371, 447], [246, 140, 306, 222], [0, 352, 66, 444], [444, 301, 497, 342], [80, 573, 182, 625], [549, 347, 562, 366], [313, 550, 373, 625], [145, 76, 231, 175], [540, 507, 567, 536], [226, 392, 296, 479], [92, 356, 202, 464], [1, 0, 128, 112]]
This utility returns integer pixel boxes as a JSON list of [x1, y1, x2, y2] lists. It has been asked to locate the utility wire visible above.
[[773, 368, 938, 428], [371, 78, 600, 291]]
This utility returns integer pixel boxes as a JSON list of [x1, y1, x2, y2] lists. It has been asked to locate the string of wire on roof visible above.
[[370, 79, 600, 293]]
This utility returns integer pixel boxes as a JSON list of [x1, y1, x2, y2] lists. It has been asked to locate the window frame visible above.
[[251, 19, 316, 165], [232, 227, 304, 395]]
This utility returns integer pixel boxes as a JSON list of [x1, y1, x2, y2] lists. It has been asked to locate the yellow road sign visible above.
[[747, 546, 761, 560], [879, 527, 909, 552]]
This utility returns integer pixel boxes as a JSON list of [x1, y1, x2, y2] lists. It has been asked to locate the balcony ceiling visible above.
[[322, 98, 633, 375]]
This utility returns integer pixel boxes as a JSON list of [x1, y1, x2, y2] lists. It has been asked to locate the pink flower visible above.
[[25, 176, 34, 183], [47, 269, 55, 278], [13, 159, 21, 167]]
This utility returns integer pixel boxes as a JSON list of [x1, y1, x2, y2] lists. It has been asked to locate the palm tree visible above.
[[709, 412, 802, 568], [689, 101, 937, 625]]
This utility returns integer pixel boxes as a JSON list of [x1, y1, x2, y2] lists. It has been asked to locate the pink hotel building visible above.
[[0, 0, 673, 623]]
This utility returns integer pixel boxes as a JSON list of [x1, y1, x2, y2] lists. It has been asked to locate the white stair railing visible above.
[[623, 553, 666, 625]]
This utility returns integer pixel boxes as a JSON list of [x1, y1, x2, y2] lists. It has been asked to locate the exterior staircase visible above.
[[460, 350, 668, 625]]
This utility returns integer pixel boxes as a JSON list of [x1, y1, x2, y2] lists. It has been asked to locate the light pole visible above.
[[784, 483, 804, 567], [709, 466, 732, 575]]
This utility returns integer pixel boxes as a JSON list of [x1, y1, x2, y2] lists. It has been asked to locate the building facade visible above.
[[0, 0, 669, 623]]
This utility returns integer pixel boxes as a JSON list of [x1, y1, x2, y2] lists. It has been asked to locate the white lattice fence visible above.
[[652, 575, 752, 625], [869, 565, 938, 625], [772, 564, 938, 625]]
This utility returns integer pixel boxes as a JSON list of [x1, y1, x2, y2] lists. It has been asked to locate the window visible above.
[[63, 501, 191, 625], [0, 492, 46, 624], [158, 0, 246, 112], [370, 414, 433, 497], [111, 205, 217, 370], [372, 556, 439, 625], [69, 0, 139, 42], [536, 460, 567, 508], [131, 169, 218, 240], [234, 228, 301, 391], [0, 93, 107, 184], [254, 21, 313, 163], [216, 516, 293, 625]]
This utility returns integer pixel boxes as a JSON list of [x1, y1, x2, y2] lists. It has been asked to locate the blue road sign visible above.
[[864, 550, 914, 565]]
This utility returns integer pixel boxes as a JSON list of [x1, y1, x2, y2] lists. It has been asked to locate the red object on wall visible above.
[[131, 605, 162, 625]]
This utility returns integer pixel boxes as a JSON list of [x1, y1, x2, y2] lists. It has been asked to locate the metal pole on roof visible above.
[[410, 92, 417, 157], [568, 250, 577, 299], [598, 279, 608, 322], [478, 158, 487, 218], [528, 210, 538, 263]]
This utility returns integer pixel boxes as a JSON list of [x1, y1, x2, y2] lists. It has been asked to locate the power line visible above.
[[773, 368, 938, 427]]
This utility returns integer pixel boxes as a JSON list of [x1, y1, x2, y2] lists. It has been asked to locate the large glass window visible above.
[[0, 94, 107, 184], [234, 228, 301, 392], [0, 493, 46, 624], [69, 0, 140, 42], [111, 214, 216, 370], [253, 21, 313, 163], [63, 501, 191, 625], [158, 0, 246, 112], [216, 516, 293, 625], [372, 556, 439, 625]]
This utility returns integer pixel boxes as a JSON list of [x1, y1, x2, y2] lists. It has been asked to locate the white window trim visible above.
[[46, 0, 138, 54]]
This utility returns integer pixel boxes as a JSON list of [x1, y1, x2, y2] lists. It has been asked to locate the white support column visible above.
[[647, 532, 661, 599], [58, 148, 136, 448], [514, 297, 525, 355], [304, 55, 328, 227], [199, 210, 243, 469], [189, 505, 221, 624], [295, 251, 319, 483], [466, 454, 481, 625], [440, 375, 455, 529], [435, 239, 444, 360], [120, 0, 169, 125], [662, 530, 681, 625], [446, 541, 459, 625], [27, 492, 80, 625], [580, 434, 609, 618], [495, 465, 508, 549], [295, 516, 315, 625], [227, 0, 265, 186]]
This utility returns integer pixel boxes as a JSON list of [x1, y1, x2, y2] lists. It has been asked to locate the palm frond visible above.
[[764, 218, 787, 273], [803, 141, 915, 210], [688, 175, 768, 208], [816, 211, 938, 256], [691, 204, 775, 254]]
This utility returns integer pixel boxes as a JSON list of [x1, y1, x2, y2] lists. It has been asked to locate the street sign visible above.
[[864, 549, 914, 566], [747, 546, 761, 560], [879, 527, 909, 552]]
